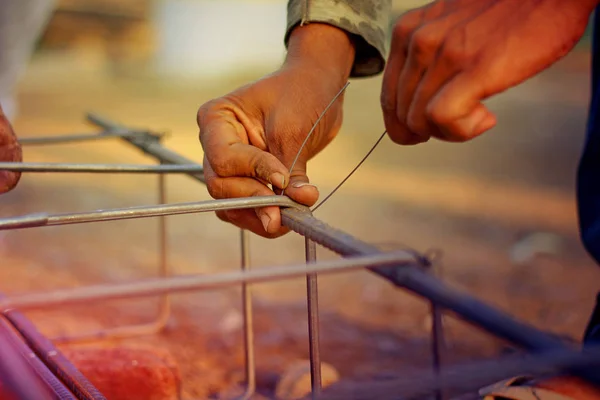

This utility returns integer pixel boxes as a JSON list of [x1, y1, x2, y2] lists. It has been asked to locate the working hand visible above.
[[381, 0, 595, 144], [0, 104, 21, 193], [198, 24, 355, 238]]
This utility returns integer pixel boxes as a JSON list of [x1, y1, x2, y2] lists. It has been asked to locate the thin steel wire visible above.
[[0, 162, 203, 173], [284, 81, 350, 184], [0, 251, 416, 311], [312, 130, 386, 212]]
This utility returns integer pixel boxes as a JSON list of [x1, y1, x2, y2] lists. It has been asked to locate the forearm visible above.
[[285, 24, 356, 85], [285, 0, 392, 77]]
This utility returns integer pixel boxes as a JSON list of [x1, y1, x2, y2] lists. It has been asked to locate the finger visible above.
[[407, 57, 461, 139], [216, 209, 290, 239], [200, 110, 289, 191], [394, 26, 442, 141], [283, 158, 319, 208], [204, 158, 284, 235], [0, 113, 21, 193], [426, 72, 497, 142], [381, 10, 426, 145]]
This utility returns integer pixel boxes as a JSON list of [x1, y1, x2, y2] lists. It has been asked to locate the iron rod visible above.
[[0, 196, 304, 230], [156, 172, 171, 328], [87, 113, 206, 183], [0, 252, 414, 311], [237, 229, 256, 400], [306, 238, 322, 398], [0, 162, 203, 173]]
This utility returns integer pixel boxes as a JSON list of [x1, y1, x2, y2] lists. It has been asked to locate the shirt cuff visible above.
[[285, 0, 391, 78]]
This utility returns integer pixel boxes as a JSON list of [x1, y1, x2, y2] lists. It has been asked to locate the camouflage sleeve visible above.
[[285, 0, 392, 78]]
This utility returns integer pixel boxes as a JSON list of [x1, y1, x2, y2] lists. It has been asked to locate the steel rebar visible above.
[[0, 162, 203, 174], [306, 238, 322, 398], [0, 252, 415, 311], [0, 196, 305, 230], [237, 229, 256, 400]]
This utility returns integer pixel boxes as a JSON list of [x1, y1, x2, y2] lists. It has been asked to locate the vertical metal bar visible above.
[[237, 229, 256, 400], [50, 172, 171, 344], [430, 258, 445, 400], [155, 172, 170, 328], [431, 303, 444, 400], [306, 238, 322, 398]]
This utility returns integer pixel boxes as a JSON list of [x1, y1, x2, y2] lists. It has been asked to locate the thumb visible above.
[[283, 157, 319, 207]]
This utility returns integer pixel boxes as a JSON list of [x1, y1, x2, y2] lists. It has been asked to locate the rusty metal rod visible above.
[[0, 162, 203, 173], [237, 229, 256, 400], [0, 317, 64, 400], [0, 252, 415, 311], [305, 238, 322, 398], [87, 113, 206, 183], [0, 196, 304, 230], [5, 311, 106, 400]]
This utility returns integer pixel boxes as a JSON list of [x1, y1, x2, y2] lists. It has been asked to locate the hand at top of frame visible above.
[[197, 24, 355, 238], [0, 105, 22, 194], [381, 0, 596, 145]]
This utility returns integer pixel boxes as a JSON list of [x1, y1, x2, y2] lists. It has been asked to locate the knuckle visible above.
[[206, 177, 224, 199], [410, 27, 440, 65], [439, 30, 471, 67], [380, 92, 396, 114], [393, 10, 422, 41], [209, 152, 231, 176], [197, 100, 217, 128], [406, 113, 426, 136], [426, 104, 447, 126]]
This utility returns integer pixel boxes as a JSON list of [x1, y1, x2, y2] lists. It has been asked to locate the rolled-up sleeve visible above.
[[285, 0, 391, 78]]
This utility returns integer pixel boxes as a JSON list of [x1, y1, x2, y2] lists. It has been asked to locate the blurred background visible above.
[[0, 0, 599, 398]]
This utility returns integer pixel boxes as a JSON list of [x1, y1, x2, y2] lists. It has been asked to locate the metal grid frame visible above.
[[0, 113, 598, 400]]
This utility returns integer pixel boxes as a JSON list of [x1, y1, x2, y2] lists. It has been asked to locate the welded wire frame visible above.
[[0, 114, 598, 400]]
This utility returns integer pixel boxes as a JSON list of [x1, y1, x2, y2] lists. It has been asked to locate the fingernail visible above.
[[269, 172, 286, 189], [455, 107, 489, 138], [259, 213, 271, 232], [292, 182, 318, 189]]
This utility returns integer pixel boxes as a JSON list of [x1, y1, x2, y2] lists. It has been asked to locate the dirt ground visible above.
[[0, 43, 599, 399]]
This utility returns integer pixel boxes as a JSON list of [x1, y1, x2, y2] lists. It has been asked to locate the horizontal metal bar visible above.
[[0, 196, 305, 230], [0, 162, 203, 174], [86, 113, 206, 183], [0, 251, 415, 311], [19, 131, 159, 146]]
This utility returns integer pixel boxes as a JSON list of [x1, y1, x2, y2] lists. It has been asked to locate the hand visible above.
[[198, 24, 355, 238], [381, 0, 595, 144], [0, 105, 22, 193]]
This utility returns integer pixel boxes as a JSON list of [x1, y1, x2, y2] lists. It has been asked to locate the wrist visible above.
[[284, 23, 356, 84]]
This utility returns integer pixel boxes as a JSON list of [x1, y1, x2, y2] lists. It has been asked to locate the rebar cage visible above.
[[0, 114, 598, 400]]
